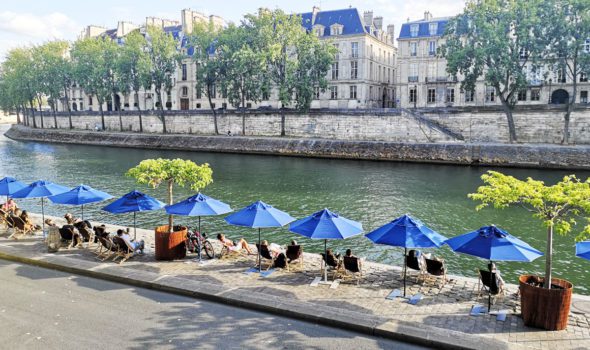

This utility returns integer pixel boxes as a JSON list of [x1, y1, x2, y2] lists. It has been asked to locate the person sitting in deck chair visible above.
[[118, 229, 144, 254], [217, 233, 254, 255], [20, 210, 40, 232], [488, 262, 505, 292], [2, 198, 18, 214]]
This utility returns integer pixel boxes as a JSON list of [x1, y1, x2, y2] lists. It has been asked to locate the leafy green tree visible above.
[[126, 158, 213, 233], [145, 25, 182, 134], [71, 37, 118, 130], [189, 20, 223, 135], [441, 0, 545, 143], [116, 30, 151, 132], [3, 47, 38, 128], [217, 24, 268, 135], [542, 0, 590, 144], [469, 171, 590, 289]]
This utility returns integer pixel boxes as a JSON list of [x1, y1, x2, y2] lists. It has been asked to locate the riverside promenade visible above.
[[1, 214, 589, 350]]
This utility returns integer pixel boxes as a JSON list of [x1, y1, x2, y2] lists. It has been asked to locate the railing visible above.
[[408, 76, 419, 82], [425, 76, 458, 83]]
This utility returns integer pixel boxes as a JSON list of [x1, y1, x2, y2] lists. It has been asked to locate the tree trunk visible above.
[[563, 76, 577, 145], [155, 88, 166, 134], [280, 107, 286, 136], [37, 98, 44, 129], [135, 90, 143, 133], [98, 98, 105, 131], [52, 103, 57, 128], [207, 85, 219, 135], [15, 107, 20, 124], [241, 86, 246, 135], [544, 224, 553, 289], [167, 180, 173, 234], [63, 86, 72, 129], [118, 95, 123, 132], [498, 96, 517, 143], [30, 100, 37, 128]]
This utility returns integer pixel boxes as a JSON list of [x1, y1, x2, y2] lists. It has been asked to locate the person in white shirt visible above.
[[117, 229, 144, 254]]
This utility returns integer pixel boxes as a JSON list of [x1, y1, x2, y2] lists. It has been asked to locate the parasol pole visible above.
[[133, 212, 137, 241], [488, 260, 493, 312], [404, 247, 408, 297], [81, 204, 84, 221], [197, 216, 202, 263], [41, 197, 45, 234], [324, 239, 328, 282], [258, 228, 262, 272]]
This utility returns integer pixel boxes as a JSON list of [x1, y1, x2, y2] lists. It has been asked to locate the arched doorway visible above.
[[551, 89, 569, 104]]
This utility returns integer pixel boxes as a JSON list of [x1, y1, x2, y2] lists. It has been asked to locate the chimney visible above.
[[374, 16, 383, 30], [364, 11, 374, 27], [181, 9, 193, 34], [424, 11, 432, 20], [387, 24, 396, 44], [312, 6, 320, 25]]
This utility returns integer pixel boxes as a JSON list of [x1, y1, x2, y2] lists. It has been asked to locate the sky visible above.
[[0, 0, 466, 60]]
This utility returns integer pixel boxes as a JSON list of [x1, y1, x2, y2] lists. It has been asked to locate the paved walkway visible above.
[[1, 215, 589, 350]]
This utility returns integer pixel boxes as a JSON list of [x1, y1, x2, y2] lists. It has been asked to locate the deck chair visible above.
[[77, 225, 94, 248], [424, 257, 447, 287], [255, 243, 276, 271], [111, 236, 134, 264], [96, 235, 118, 261], [478, 269, 505, 304], [92, 226, 109, 253], [286, 244, 303, 271], [341, 256, 363, 285], [320, 252, 343, 280], [0, 209, 10, 229], [8, 216, 33, 239], [59, 225, 79, 249], [405, 250, 427, 283]]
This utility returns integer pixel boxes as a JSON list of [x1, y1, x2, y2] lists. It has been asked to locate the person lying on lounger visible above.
[[217, 233, 254, 254], [118, 229, 145, 254]]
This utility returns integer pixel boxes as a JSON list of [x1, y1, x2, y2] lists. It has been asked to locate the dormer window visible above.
[[429, 22, 438, 35], [330, 23, 343, 36], [313, 24, 325, 37], [410, 24, 419, 37]]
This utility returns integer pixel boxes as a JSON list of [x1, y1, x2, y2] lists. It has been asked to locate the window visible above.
[[351, 42, 359, 58], [581, 91, 588, 103], [80, 102, 84, 110], [519, 48, 528, 59], [581, 73, 588, 82], [369, 86, 373, 99], [409, 64, 418, 82], [210, 84, 216, 99], [429, 41, 437, 56], [333, 43, 339, 60], [486, 87, 495, 102], [446, 88, 455, 103], [558, 68, 566, 83], [410, 24, 419, 37], [409, 87, 417, 103], [330, 86, 338, 99], [465, 89, 475, 103], [331, 62, 339, 80], [88, 96, 93, 105], [263, 91, 270, 100], [181, 64, 187, 81], [211, 103, 215, 109], [585, 39, 590, 53], [410, 42, 417, 56], [196, 88, 202, 99], [196, 103, 201, 108], [517, 90, 527, 101], [427, 62, 436, 80], [180, 87, 187, 97], [531, 89, 540, 101], [369, 62, 373, 80], [351, 61, 358, 79], [314, 86, 320, 99], [427, 88, 436, 103], [350, 85, 357, 99], [429, 22, 438, 35]]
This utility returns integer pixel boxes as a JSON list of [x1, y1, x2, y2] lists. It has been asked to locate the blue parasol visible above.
[[102, 190, 165, 239], [11, 180, 70, 232], [49, 184, 113, 220]]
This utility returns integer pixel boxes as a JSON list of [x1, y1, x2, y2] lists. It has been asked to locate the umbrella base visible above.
[[155, 225, 187, 261]]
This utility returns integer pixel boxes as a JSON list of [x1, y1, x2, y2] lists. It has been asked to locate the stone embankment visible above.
[[6, 124, 590, 169]]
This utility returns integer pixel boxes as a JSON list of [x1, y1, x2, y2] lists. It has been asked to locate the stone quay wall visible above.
[[7, 124, 590, 170]]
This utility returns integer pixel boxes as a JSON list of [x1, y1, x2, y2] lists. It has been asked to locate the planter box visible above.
[[155, 225, 187, 261], [519, 274, 573, 331]]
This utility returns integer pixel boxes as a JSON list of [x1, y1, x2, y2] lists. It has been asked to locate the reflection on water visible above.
[[2, 124, 589, 294]]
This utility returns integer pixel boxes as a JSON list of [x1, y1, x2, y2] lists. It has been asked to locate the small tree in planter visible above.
[[127, 159, 213, 260], [469, 170, 590, 330]]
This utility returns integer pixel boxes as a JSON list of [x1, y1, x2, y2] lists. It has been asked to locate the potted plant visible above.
[[127, 158, 213, 260], [469, 171, 590, 330]]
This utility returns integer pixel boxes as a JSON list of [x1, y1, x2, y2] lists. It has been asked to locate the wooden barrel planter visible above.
[[519, 274, 573, 331], [155, 225, 187, 261]]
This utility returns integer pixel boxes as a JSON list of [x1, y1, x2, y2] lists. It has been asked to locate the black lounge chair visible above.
[[320, 252, 342, 280], [96, 235, 118, 261], [59, 225, 80, 248], [341, 256, 363, 285], [112, 236, 134, 264], [424, 257, 447, 287], [478, 269, 505, 303], [405, 249, 427, 282], [255, 243, 275, 271], [77, 224, 94, 248], [8, 216, 33, 239], [286, 244, 303, 271]]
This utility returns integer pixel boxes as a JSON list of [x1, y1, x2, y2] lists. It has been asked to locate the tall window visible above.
[[333, 43, 339, 60], [410, 24, 419, 37], [465, 89, 475, 103], [409, 64, 418, 81], [350, 85, 357, 99], [517, 90, 527, 101], [446, 88, 455, 103], [427, 88, 436, 103], [370, 62, 373, 80], [580, 73, 588, 82], [584, 39, 590, 53], [429, 41, 437, 56], [350, 61, 358, 79], [410, 42, 417, 56], [409, 87, 417, 103], [351, 42, 359, 58], [330, 86, 338, 99], [429, 22, 438, 35], [558, 68, 567, 83], [211, 84, 216, 99], [181, 64, 187, 81], [486, 87, 495, 102], [531, 89, 540, 101], [581, 91, 588, 103], [181, 86, 188, 97], [331, 62, 339, 80], [196, 88, 202, 99], [427, 62, 436, 80], [88, 96, 93, 105], [369, 86, 373, 99], [314, 86, 320, 99]]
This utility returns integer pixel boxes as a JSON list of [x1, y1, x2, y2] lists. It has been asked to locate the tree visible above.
[[217, 24, 268, 135], [126, 158, 213, 233], [469, 171, 590, 289], [441, 0, 545, 143], [189, 20, 223, 135], [145, 25, 182, 134], [116, 30, 151, 133], [71, 37, 118, 131], [3, 47, 38, 128], [542, 0, 590, 144]]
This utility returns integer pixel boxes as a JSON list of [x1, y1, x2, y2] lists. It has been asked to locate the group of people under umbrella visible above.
[[2, 176, 590, 312]]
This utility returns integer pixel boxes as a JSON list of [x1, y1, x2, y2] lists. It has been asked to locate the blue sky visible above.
[[0, 0, 465, 60]]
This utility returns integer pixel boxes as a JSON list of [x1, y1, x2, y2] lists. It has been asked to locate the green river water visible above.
[[1, 124, 589, 293]]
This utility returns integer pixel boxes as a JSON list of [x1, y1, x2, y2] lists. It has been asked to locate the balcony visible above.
[[425, 76, 458, 83], [408, 76, 419, 82]]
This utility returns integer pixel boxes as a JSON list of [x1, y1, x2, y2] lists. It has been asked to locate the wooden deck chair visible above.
[[320, 252, 343, 280], [478, 269, 505, 304], [8, 216, 33, 239], [111, 236, 134, 264], [0, 209, 10, 229], [77, 225, 94, 248], [341, 256, 363, 285], [58, 225, 79, 249], [96, 235, 117, 261], [285, 244, 303, 271], [405, 250, 427, 283], [255, 243, 276, 271], [92, 226, 109, 254], [424, 257, 448, 287]]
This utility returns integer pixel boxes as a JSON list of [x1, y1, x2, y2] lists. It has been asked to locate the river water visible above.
[[1, 124, 589, 293]]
